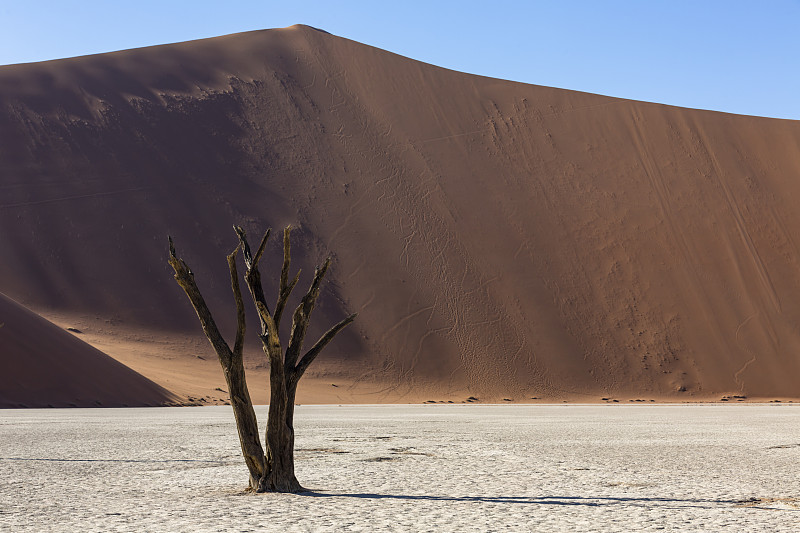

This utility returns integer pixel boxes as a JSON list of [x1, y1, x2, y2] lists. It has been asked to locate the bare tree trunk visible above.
[[261, 303, 301, 492], [235, 226, 304, 492], [169, 225, 355, 493]]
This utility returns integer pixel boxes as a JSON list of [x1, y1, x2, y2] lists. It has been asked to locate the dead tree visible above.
[[168, 226, 356, 492]]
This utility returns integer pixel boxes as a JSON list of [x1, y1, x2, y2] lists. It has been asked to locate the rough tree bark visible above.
[[168, 226, 356, 493]]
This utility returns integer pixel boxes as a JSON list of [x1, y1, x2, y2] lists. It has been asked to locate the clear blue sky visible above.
[[1, 1, 798, 120]]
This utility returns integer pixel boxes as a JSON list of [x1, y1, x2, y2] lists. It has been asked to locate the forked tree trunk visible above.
[[168, 226, 355, 492]]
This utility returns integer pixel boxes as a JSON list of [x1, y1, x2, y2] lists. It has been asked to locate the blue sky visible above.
[[1, 1, 798, 120]]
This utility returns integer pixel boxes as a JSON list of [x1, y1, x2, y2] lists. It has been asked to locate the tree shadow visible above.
[[0, 456, 233, 464], [302, 491, 745, 510]]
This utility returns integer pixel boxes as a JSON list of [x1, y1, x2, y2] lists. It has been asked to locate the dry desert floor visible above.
[[2, 404, 799, 532]]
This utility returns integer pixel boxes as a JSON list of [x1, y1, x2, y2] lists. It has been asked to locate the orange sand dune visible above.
[[0, 292, 176, 407], [2, 25, 800, 403]]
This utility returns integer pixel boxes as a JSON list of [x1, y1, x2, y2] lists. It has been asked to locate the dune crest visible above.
[[2, 25, 800, 401]]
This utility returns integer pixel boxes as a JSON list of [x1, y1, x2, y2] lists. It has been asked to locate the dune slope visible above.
[[0, 292, 176, 407], [2, 25, 800, 400]]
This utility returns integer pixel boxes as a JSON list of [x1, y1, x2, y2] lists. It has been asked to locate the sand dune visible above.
[[2, 25, 800, 402], [0, 292, 175, 407]]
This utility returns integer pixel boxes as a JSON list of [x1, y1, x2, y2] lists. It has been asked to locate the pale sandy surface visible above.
[[2, 405, 799, 532]]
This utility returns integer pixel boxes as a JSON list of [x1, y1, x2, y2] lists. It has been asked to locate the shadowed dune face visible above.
[[0, 292, 175, 407], [2, 25, 800, 400]]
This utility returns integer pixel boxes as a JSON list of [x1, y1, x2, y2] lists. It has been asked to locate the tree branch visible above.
[[284, 257, 331, 371], [275, 272, 300, 331], [234, 226, 273, 322], [227, 243, 246, 357], [167, 236, 232, 364], [274, 226, 300, 330], [168, 236, 268, 487], [252, 228, 271, 271], [280, 227, 291, 291], [290, 313, 357, 385]]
